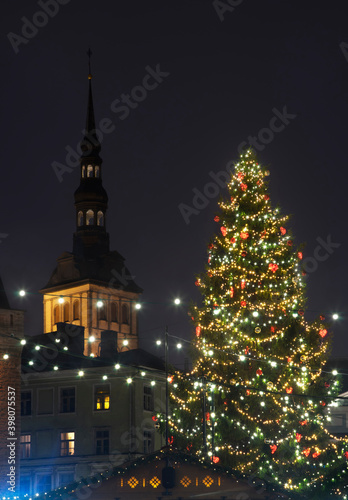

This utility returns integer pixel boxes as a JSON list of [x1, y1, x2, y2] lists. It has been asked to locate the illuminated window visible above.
[[97, 302, 107, 321], [60, 388, 75, 413], [97, 210, 104, 226], [63, 303, 70, 322], [87, 165, 94, 177], [20, 434, 31, 458], [143, 430, 153, 454], [95, 385, 110, 410], [86, 209, 94, 225], [110, 302, 118, 322], [122, 304, 129, 324], [95, 429, 109, 454], [54, 305, 59, 324], [144, 386, 154, 411], [95, 165, 100, 177], [82, 165, 86, 178], [21, 391, 32, 416], [73, 300, 79, 320], [77, 211, 84, 226], [60, 432, 75, 456]]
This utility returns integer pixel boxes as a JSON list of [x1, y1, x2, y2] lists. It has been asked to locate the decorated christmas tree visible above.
[[165, 149, 348, 497]]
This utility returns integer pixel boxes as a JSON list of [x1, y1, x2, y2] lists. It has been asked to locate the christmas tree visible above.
[[165, 149, 348, 498]]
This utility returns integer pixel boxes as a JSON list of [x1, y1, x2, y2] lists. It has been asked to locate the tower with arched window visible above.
[[40, 72, 142, 356]]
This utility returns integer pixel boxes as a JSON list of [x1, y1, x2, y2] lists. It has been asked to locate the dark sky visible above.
[[1, 0, 348, 366]]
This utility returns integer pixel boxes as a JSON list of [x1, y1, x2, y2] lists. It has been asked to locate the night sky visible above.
[[1, 1, 348, 366]]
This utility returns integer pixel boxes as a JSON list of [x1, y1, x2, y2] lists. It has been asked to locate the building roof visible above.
[[0, 274, 10, 309]]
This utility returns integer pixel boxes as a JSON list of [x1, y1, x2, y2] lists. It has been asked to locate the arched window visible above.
[[64, 303, 70, 322], [110, 302, 118, 323], [54, 305, 59, 324], [98, 303, 107, 321], [82, 165, 86, 178], [97, 211, 104, 226], [73, 300, 79, 320], [87, 165, 94, 177], [121, 304, 129, 325], [95, 166, 100, 178], [86, 210, 94, 225], [77, 211, 84, 226]]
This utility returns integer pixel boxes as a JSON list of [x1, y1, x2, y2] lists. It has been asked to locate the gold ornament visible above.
[[300, 355, 307, 362], [255, 327, 261, 334], [264, 170, 270, 176], [267, 381, 274, 390]]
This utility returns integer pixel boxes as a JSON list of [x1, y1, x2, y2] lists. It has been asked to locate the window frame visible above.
[[59, 387, 76, 414]]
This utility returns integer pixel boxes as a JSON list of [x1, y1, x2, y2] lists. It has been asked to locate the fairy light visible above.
[[166, 149, 348, 496], [174, 298, 181, 305], [58, 296, 64, 304], [96, 300, 103, 308], [19, 289, 26, 297], [135, 303, 142, 309]]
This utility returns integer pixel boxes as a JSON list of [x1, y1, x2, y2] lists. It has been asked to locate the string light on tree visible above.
[[165, 149, 348, 498]]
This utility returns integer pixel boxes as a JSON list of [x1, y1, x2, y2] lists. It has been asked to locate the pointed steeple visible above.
[[73, 54, 109, 258], [0, 274, 11, 309]]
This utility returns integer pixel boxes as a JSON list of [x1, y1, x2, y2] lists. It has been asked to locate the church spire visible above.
[[0, 274, 10, 309], [73, 54, 109, 258]]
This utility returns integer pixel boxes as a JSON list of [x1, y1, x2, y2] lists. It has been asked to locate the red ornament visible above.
[[230, 237, 236, 243], [269, 263, 278, 273], [280, 227, 287, 235], [325, 382, 330, 388], [287, 240, 293, 246], [260, 230, 267, 239], [168, 436, 174, 445], [298, 309, 304, 316], [214, 216, 220, 222], [270, 445, 277, 454], [241, 300, 247, 307], [319, 329, 327, 338], [320, 314, 325, 321], [320, 401, 326, 406], [206, 412, 210, 422], [303, 448, 311, 457], [245, 346, 249, 355], [240, 183, 248, 191], [241, 280, 246, 289], [230, 287, 234, 297], [256, 368, 263, 376], [208, 256, 211, 263], [195, 280, 200, 286], [208, 243, 214, 249], [296, 433, 302, 443], [241, 251, 247, 257], [240, 231, 249, 239], [270, 326, 275, 333], [221, 226, 227, 236], [287, 357, 292, 363], [212, 456, 220, 463], [297, 251, 303, 260], [344, 451, 348, 459], [237, 172, 245, 180], [152, 415, 158, 421], [168, 376, 174, 384], [312, 451, 320, 458], [299, 420, 307, 426], [286, 387, 293, 394], [264, 195, 270, 201], [196, 326, 201, 337], [302, 270, 306, 276], [246, 389, 250, 396], [230, 196, 234, 202]]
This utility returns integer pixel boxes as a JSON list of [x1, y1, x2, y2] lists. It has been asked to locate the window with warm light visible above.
[[97, 210, 104, 226], [77, 211, 84, 226], [63, 302, 70, 322], [86, 209, 94, 225], [60, 388, 75, 413], [94, 385, 110, 411], [60, 432, 75, 456], [20, 434, 31, 458], [54, 305, 59, 324], [87, 165, 94, 177]]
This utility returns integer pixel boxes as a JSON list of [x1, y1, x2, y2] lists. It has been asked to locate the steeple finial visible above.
[[87, 48, 92, 80], [80, 48, 100, 158]]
